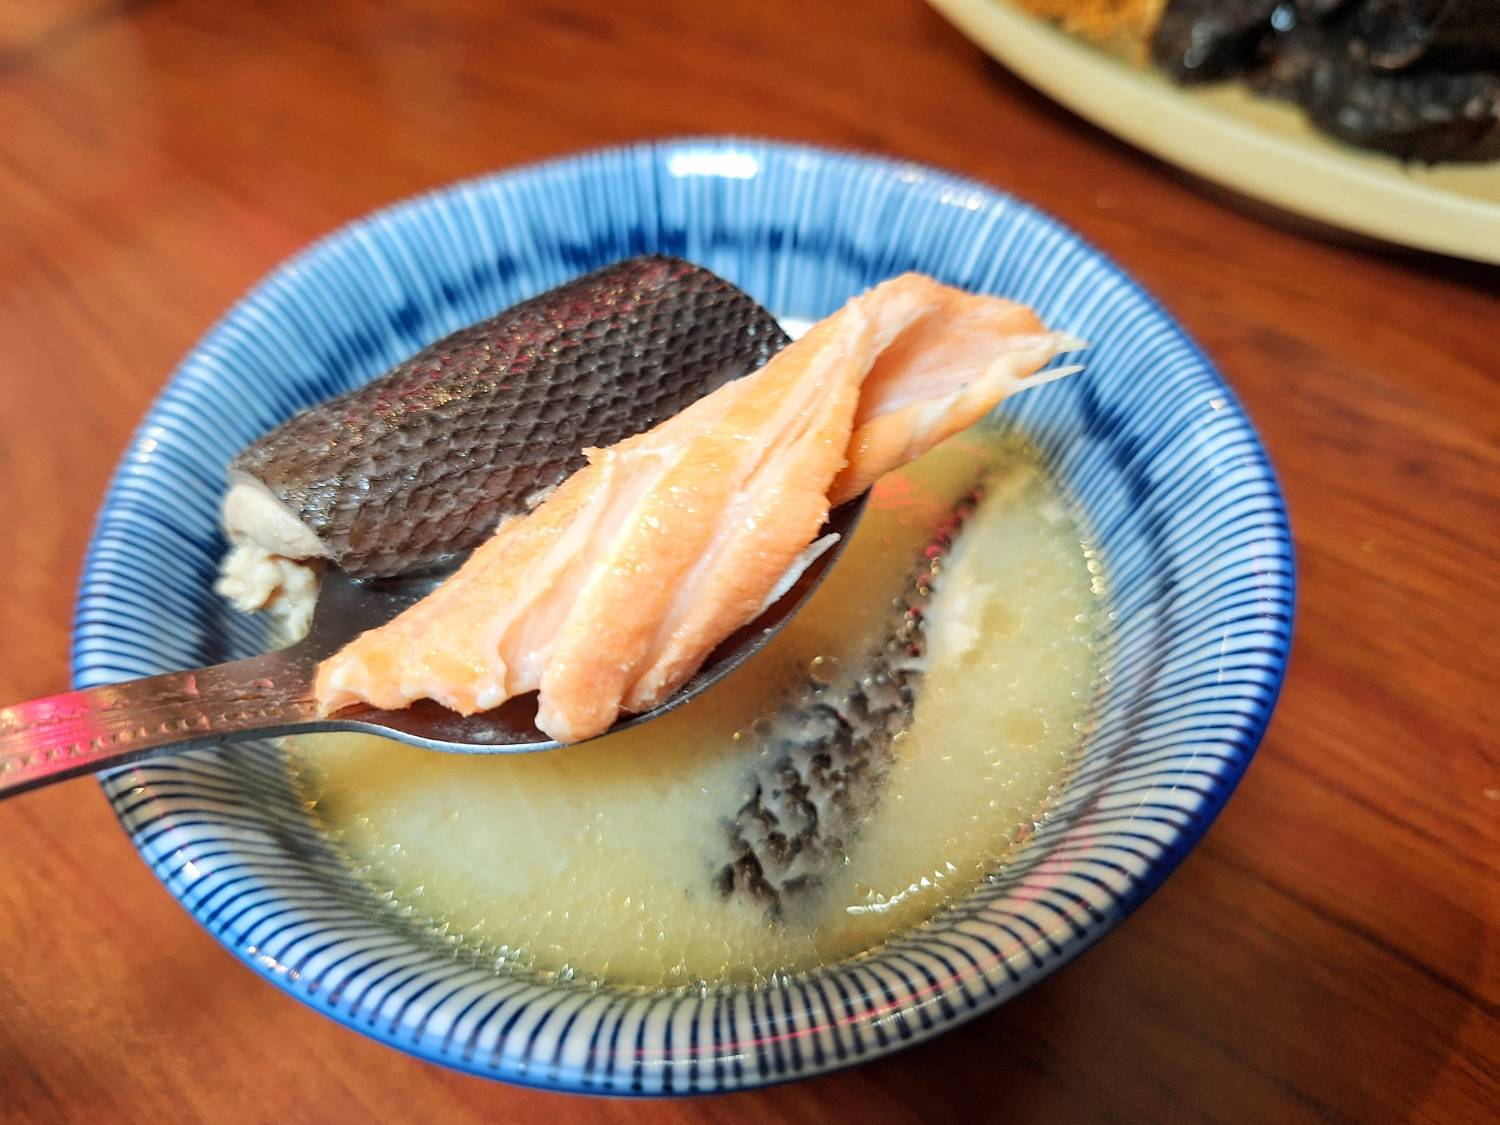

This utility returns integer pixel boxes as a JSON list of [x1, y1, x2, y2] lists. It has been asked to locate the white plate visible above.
[[930, 0, 1500, 264]]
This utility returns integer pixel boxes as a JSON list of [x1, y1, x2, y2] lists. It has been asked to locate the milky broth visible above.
[[292, 433, 1104, 987]]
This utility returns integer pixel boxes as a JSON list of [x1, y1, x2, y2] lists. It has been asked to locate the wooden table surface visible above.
[[1, 1, 1495, 1121]]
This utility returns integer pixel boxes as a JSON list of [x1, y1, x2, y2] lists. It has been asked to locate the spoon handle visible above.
[[0, 649, 319, 799]]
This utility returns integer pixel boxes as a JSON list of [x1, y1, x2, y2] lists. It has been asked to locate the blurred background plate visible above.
[[929, 0, 1500, 264]]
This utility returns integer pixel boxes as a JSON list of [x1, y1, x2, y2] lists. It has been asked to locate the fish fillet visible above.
[[315, 274, 1076, 742]]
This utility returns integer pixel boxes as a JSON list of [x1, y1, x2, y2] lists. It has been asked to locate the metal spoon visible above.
[[0, 498, 863, 799]]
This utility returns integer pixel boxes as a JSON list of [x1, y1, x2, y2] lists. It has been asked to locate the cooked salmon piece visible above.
[[314, 274, 1077, 742]]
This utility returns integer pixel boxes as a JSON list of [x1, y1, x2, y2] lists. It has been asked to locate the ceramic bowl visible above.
[[74, 137, 1294, 1093]]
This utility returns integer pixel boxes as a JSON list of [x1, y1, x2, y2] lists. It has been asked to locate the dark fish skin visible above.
[[231, 256, 789, 578], [715, 489, 984, 915]]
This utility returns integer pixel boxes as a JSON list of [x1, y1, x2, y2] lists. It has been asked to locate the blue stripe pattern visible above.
[[72, 138, 1294, 1093]]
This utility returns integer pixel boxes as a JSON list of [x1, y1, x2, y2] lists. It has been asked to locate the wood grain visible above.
[[0, 1, 1495, 1121]]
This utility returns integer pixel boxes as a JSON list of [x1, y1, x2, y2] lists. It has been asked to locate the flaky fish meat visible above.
[[315, 273, 1079, 743]]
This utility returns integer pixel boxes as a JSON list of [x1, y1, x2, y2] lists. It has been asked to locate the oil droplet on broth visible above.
[[292, 431, 1105, 988]]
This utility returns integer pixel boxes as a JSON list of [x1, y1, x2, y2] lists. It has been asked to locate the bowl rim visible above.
[[73, 135, 1295, 1093]]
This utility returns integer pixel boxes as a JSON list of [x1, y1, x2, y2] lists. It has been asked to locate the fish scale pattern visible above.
[[231, 255, 788, 577], [74, 138, 1293, 1095], [720, 489, 982, 911]]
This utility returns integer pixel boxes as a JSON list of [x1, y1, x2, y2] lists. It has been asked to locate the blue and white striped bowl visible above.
[[74, 138, 1293, 1093]]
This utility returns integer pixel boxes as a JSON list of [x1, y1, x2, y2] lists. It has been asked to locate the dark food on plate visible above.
[[1019, 0, 1500, 161], [1153, 0, 1500, 161]]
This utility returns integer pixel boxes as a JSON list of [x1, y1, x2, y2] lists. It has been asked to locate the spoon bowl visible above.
[[0, 497, 863, 798]]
